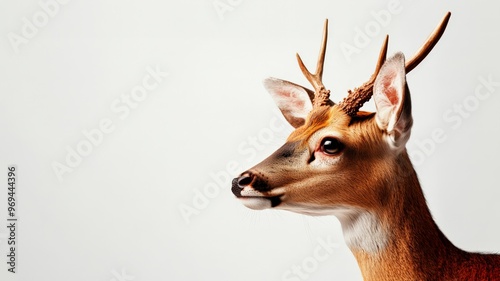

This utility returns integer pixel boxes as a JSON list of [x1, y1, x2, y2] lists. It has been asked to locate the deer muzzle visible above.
[[232, 142, 305, 210]]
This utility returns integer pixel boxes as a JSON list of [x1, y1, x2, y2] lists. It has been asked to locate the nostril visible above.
[[237, 173, 254, 188]]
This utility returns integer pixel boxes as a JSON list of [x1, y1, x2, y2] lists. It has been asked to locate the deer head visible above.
[[230, 13, 500, 281], [232, 13, 450, 220]]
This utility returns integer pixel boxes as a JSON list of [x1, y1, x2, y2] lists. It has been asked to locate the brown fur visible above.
[[240, 105, 500, 280], [232, 12, 500, 280], [314, 107, 500, 280], [287, 105, 334, 144]]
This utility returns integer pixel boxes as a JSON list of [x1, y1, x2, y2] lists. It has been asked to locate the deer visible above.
[[231, 12, 500, 281]]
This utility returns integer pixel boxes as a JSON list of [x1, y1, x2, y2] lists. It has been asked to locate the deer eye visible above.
[[320, 138, 343, 155]]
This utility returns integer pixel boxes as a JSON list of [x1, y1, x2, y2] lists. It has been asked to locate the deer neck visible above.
[[338, 151, 459, 281]]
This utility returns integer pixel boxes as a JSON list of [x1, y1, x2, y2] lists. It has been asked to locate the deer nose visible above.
[[232, 173, 255, 198], [236, 173, 254, 188]]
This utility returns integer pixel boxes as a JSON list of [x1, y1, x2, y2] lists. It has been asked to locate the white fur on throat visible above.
[[280, 203, 389, 253], [335, 209, 389, 253]]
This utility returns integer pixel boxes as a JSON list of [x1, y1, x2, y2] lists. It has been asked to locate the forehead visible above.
[[287, 105, 377, 145]]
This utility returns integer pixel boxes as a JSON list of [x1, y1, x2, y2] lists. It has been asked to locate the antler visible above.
[[339, 12, 451, 117], [296, 19, 332, 107], [405, 12, 451, 73], [338, 35, 388, 116]]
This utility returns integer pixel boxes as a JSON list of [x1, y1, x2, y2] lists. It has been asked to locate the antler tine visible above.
[[296, 19, 331, 107], [367, 34, 389, 84], [338, 35, 388, 116], [406, 12, 451, 73]]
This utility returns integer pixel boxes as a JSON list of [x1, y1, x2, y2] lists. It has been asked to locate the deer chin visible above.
[[236, 190, 283, 210], [239, 197, 275, 210]]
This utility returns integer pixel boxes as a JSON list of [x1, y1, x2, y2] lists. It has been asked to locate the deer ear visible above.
[[263, 77, 314, 128], [373, 53, 413, 148]]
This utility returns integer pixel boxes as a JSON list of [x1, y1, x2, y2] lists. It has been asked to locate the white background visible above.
[[1, 1, 500, 280]]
